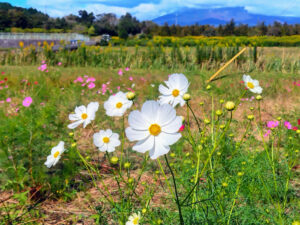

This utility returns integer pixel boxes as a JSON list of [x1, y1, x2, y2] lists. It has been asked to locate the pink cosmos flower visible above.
[[22, 97, 32, 107], [267, 121, 279, 129], [264, 129, 271, 137], [6, 98, 11, 103], [129, 76, 133, 81], [0, 100, 4, 104], [0, 80, 4, 84], [58, 62, 62, 66], [42, 60, 45, 64], [292, 126, 298, 131], [179, 124, 185, 132], [1, 72, 4, 75], [74, 76, 84, 83], [125, 67, 130, 71], [88, 82, 95, 89], [284, 121, 292, 129], [118, 69, 123, 76], [86, 77, 96, 83], [117, 86, 120, 90]]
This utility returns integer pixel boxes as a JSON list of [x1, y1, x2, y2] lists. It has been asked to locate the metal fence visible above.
[[0, 33, 90, 41]]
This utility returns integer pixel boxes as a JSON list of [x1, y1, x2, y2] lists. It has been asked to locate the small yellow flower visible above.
[[296, 130, 300, 134], [170, 153, 176, 157], [242, 161, 246, 165], [206, 85, 211, 90], [183, 93, 191, 101], [217, 152, 221, 156], [71, 143, 77, 147], [69, 132, 74, 137], [185, 152, 190, 157], [276, 117, 281, 121], [199, 102, 204, 106], [292, 221, 300, 225], [219, 99, 224, 104], [142, 208, 147, 214], [225, 101, 235, 111], [219, 124, 225, 129], [250, 107, 254, 111]]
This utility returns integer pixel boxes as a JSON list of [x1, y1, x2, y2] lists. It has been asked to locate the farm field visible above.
[[0, 50, 300, 224]]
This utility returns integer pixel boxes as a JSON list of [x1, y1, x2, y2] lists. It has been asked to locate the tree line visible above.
[[1, 2, 300, 38]]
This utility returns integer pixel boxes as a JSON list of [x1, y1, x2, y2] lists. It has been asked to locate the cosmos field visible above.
[[0, 49, 300, 224]]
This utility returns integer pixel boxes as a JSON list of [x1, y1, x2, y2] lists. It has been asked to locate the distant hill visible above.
[[152, 7, 300, 26]]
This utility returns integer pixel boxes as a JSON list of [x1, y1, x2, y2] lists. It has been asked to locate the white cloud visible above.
[[26, 0, 300, 19]]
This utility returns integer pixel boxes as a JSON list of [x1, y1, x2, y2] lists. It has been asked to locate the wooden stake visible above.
[[207, 47, 247, 83]]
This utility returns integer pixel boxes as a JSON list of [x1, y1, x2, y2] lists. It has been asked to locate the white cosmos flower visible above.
[[158, 73, 189, 107], [104, 91, 133, 117], [126, 212, 141, 225], [242, 74, 263, 94], [93, 129, 121, 152], [68, 102, 99, 129], [44, 141, 65, 168], [125, 101, 182, 159]]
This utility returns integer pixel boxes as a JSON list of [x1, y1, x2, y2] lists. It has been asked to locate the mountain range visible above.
[[152, 7, 300, 26]]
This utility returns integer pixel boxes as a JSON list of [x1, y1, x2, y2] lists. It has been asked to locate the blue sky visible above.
[[6, 0, 300, 20]]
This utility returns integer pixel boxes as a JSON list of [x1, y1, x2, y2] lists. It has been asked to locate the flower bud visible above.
[[247, 115, 254, 120], [69, 132, 74, 137], [128, 178, 134, 184], [199, 102, 204, 106], [126, 91, 136, 100], [110, 156, 119, 165], [219, 99, 224, 104], [142, 208, 147, 214], [183, 93, 191, 101], [124, 162, 131, 169], [204, 119, 210, 124], [216, 110, 223, 116], [219, 124, 225, 129], [256, 95, 262, 101], [206, 85, 211, 90], [225, 101, 235, 111], [197, 145, 203, 151], [71, 142, 76, 147], [222, 182, 228, 187]]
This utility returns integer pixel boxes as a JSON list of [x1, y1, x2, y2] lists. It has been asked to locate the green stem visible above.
[[164, 155, 184, 225], [157, 158, 175, 198], [227, 180, 241, 225]]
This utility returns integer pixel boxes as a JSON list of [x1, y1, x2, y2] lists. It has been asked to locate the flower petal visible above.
[[126, 127, 149, 141], [132, 135, 154, 153], [128, 110, 150, 130]]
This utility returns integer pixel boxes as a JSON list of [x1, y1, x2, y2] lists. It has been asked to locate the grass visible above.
[[0, 64, 299, 224]]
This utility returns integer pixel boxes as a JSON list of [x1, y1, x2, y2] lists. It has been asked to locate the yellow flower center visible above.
[[103, 137, 110, 143], [81, 113, 88, 119], [149, 124, 161, 136], [172, 89, 180, 97], [116, 102, 123, 109], [133, 217, 139, 225], [53, 151, 60, 158], [247, 82, 254, 89]]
